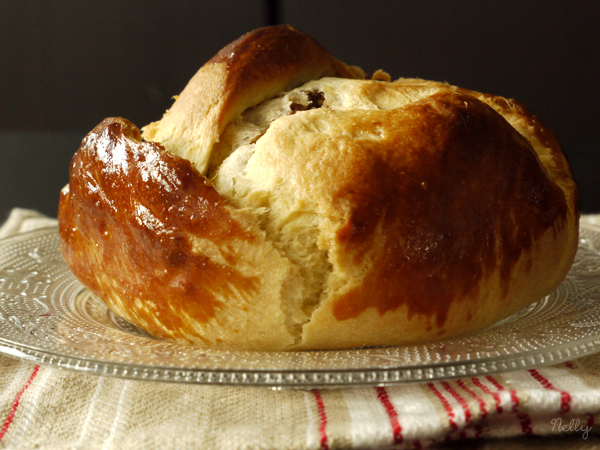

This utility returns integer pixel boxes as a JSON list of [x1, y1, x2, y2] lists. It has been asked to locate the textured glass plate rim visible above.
[[0, 226, 599, 388]]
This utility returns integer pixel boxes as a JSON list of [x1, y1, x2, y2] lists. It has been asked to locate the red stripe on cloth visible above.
[[427, 383, 458, 431], [517, 413, 533, 435], [565, 361, 577, 370], [441, 381, 472, 439], [375, 386, 403, 445], [471, 377, 503, 413], [486, 375, 532, 435], [442, 381, 472, 423], [456, 380, 487, 438], [0, 365, 40, 442], [456, 380, 487, 418], [528, 369, 571, 414], [311, 390, 328, 450], [587, 414, 595, 428], [485, 375, 519, 410]]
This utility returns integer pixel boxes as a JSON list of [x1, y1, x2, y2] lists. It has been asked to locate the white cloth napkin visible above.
[[0, 208, 599, 450]]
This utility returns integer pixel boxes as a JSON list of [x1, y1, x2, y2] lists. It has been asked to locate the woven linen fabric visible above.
[[1, 208, 600, 450]]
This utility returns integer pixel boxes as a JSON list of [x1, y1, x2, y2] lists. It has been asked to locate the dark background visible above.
[[1, 0, 599, 221]]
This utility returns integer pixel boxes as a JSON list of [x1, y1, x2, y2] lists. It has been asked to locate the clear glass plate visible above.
[[0, 225, 599, 388]]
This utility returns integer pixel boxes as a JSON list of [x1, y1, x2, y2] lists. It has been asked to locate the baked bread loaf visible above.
[[59, 25, 579, 351]]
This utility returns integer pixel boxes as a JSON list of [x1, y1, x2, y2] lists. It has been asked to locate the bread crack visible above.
[[210, 87, 335, 345]]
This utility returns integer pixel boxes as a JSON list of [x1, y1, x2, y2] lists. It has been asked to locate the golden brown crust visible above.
[[285, 88, 578, 349], [330, 90, 568, 323], [59, 118, 250, 337], [59, 118, 299, 349], [59, 27, 579, 351], [142, 25, 365, 174], [464, 90, 578, 204]]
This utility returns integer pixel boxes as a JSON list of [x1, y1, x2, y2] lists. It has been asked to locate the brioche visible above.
[[58, 25, 579, 351]]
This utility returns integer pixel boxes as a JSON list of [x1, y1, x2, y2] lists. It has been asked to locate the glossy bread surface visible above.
[[60, 118, 299, 349]]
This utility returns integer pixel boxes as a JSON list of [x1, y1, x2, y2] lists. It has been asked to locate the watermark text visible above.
[[551, 418, 591, 439]]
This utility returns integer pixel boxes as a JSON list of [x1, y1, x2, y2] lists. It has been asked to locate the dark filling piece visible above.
[[290, 90, 325, 113]]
